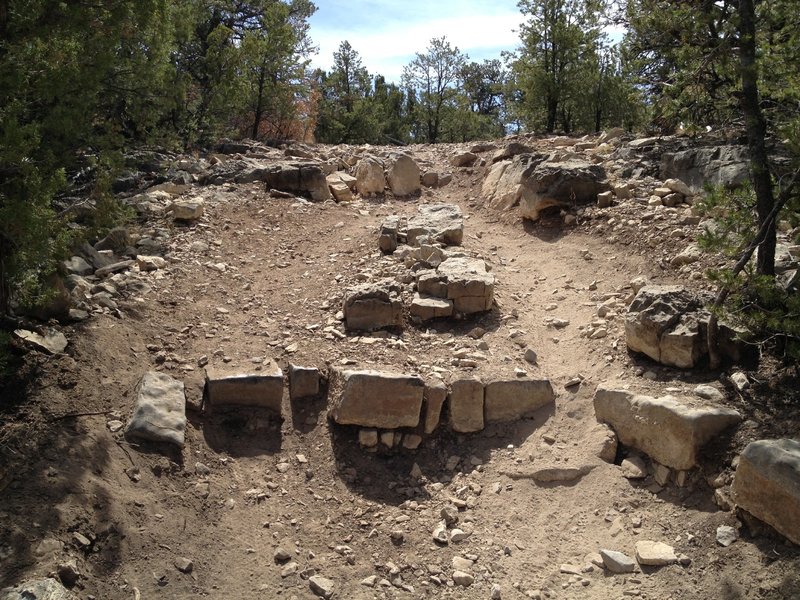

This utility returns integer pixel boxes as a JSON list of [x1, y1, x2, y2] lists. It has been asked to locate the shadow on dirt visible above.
[[0, 415, 123, 589], [198, 409, 283, 458], [522, 212, 572, 243], [328, 402, 554, 506]]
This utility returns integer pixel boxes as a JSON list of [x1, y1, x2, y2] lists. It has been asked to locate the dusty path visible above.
[[0, 144, 798, 600]]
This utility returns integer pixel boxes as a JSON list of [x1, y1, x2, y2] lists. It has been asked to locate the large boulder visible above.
[[125, 372, 187, 447], [355, 156, 386, 195], [733, 439, 800, 545], [518, 159, 608, 220], [436, 257, 495, 314], [263, 162, 331, 201], [329, 369, 424, 428], [406, 204, 463, 246], [625, 285, 755, 368], [387, 154, 421, 196], [661, 146, 750, 192], [593, 384, 742, 470], [484, 379, 555, 422], [343, 279, 403, 331], [482, 155, 608, 220]]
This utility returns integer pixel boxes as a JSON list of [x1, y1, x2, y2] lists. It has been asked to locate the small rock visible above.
[[174, 557, 193, 574], [309, 575, 335, 599], [450, 528, 470, 543], [716, 525, 738, 547], [693, 384, 724, 402], [274, 547, 292, 562], [730, 372, 749, 391], [452, 570, 474, 587], [361, 575, 378, 587], [280, 562, 299, 577], [452, 556, 473, 571], [432, 520, 449, 544], [599, 549, 636, 573], [491, 583, 502, 599], [634, 541, 677, 566], [621, 456, 647, 479], [57, 561, 80, 587], [524, 348, 538, 364], [441, 505, 459, 526]]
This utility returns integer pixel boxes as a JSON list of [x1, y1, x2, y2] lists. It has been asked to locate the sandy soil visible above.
[[0, 141, 798, 600]]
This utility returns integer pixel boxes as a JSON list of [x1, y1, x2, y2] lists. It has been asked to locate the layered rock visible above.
[[594, 384, 741, 470], [343, 279, 403, 331], [484, 379, 555, 422], [626, 285, 755, 368], [263, 163, 331, 201], [482, 154, 608, 220], [436, 257, 494, 314], [733, 439, 800, 545], [329, 369, 425, 428], [661, 145, 749, 192], [205, 363, 284, 412]]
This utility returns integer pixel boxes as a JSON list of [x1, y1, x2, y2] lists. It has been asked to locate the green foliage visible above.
[[509, 0, 639, 133], [402, 37, 467, 143], [0, 0, 317, 316], [697, 184, 800, 363]]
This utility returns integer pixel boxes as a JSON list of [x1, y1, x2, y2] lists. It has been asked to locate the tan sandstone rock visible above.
[[594, 384, 741, 470], [329, 369, 424, 429]]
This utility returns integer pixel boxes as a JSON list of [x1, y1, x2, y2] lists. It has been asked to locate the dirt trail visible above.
[[0, 144, 798, 600]]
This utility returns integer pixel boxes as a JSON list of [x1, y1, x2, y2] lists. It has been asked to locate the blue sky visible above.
[[307, 0, 525, 83]]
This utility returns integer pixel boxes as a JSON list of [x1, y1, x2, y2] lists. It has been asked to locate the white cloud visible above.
[[309, 9, 524, 83]]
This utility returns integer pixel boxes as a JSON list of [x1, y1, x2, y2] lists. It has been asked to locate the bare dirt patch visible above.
[[1, 141, 798, 600]]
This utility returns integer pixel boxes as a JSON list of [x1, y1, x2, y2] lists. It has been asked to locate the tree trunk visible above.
[[251, 65, 267, 140], [546, 98, 557, 133], [739, 0, 776, 276]]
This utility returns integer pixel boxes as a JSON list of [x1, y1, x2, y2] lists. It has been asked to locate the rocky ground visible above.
[[1, 133, 799, 600]]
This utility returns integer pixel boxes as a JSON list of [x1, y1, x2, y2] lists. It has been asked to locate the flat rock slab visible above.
[[594, 384, 741, 470], [205, 364, 283, 412], [484, 379, 555, 422], [407, 204, 463, 246], [0, 578, 78, 600], [125, 372, 186, 447], [449, 378, 484, 433], [599, 549, 636, 573], [14, 329, 68, 354], [343, 279, 403, 331], [733, 438, 800, 545], [411, 293, 453, 320], [329, 369, 424, 428], [635, 540, 678, 566]]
